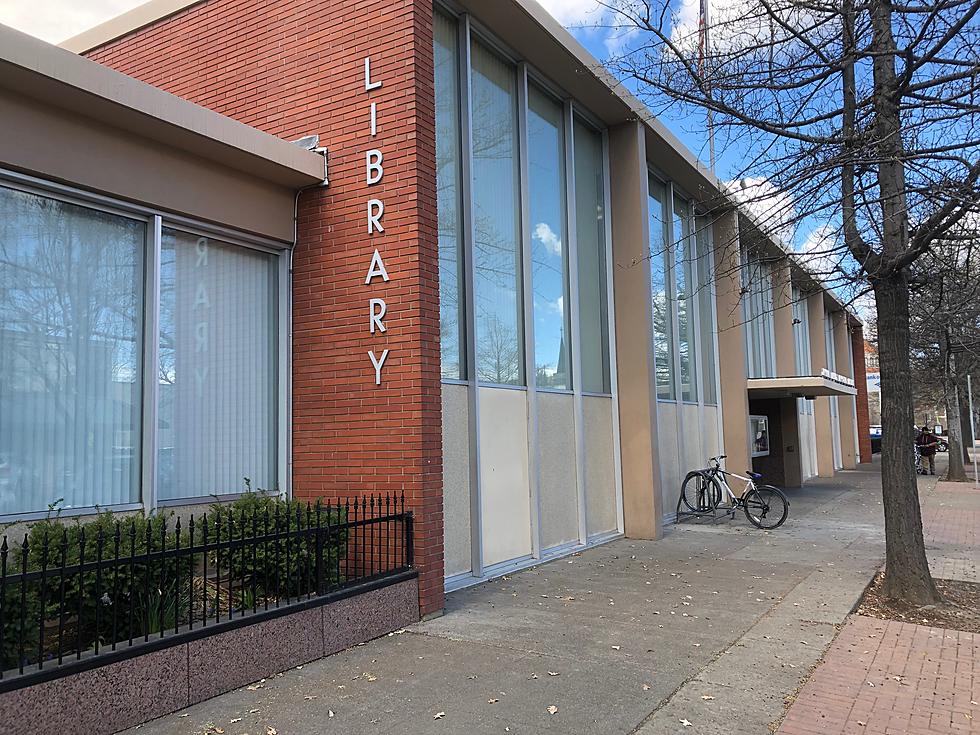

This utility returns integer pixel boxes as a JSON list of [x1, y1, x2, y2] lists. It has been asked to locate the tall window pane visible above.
[[157, 230, 277, 500], [696, 216, 718, 404], [573, 118, 610, 393], [674, 195, 697, 401], [527, 85, 570, 389], [648, 177, 675, 400], [743, 258, 775, 378], [0, 186, 143, 515], [434, 12, 465, 380], [470, 41, 523, 385]]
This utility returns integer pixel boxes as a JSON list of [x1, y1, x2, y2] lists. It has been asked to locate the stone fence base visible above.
[[0, 577, 419, 735]]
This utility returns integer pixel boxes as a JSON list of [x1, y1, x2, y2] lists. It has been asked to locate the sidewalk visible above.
[[120, 462, 962, 735], [778, 474, 980, 735]]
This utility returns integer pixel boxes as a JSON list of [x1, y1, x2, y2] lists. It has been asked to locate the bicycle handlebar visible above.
[[708, 455, 727, 466]]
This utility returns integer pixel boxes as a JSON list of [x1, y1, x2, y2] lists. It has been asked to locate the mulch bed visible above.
[[857, 571, 980, 634]]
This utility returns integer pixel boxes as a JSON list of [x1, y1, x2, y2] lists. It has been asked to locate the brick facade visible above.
[[851, 325, 872, 464], [87, 0, 444, 615]]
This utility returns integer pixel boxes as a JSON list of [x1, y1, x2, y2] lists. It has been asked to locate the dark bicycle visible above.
[[678, 455, 790, 529]]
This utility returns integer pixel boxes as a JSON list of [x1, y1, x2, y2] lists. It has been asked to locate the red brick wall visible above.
[[88, 0, 444, 615], [851, 325, 872, 464]]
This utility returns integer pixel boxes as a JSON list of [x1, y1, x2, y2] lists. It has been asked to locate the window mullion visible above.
[[141, 214, 162, 512]]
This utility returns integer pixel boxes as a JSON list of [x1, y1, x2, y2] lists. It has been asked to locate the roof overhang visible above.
[[4, 23, 326, 189], [747, 374, 858, 400]]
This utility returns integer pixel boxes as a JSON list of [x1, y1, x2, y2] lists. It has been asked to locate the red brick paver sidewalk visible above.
[[779, 616, 979, 734]]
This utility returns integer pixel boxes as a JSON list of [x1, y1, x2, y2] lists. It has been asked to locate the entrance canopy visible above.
[[747, 371, 857, 400]]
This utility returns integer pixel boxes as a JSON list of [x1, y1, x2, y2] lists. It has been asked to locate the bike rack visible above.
[[673, 471, 734, 525]]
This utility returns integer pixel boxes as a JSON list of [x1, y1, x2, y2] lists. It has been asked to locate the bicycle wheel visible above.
[[680, 472, 723, 513], [743, 485, 789, 529]]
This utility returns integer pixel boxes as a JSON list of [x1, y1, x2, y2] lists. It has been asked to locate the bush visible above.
[[200, 491, 347, 600], [1, 510, 195, 673]]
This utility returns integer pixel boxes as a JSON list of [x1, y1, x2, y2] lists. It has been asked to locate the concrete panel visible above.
[[681, 403, 706, 474], [608, 121, 662, 540], [583, 395, 618, 536], [807, 293, 836, 477], [0, 644, 188, 735], [713, 210, 752, 474], [657, 402, 683, 516], [441, 384, 472, 576], [322, 579, 421, 655], [537, 392, 579, 549], [0, 90, 301, 242], [703, 405, 721, 462], [188, 607, 325, 704], [477, 387, 532, 566]]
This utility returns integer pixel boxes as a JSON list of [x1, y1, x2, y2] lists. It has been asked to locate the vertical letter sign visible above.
[[364, 56, 389, 386]]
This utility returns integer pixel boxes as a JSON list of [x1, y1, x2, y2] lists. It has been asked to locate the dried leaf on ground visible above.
[[546, 705, 558, 715]]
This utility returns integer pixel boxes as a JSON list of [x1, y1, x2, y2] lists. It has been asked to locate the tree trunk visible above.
[[874, 275, 941, 603], [869, 0, 939, 604], [944, 344, 968, 480]]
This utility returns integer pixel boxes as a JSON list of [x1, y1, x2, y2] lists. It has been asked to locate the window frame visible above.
[[0, 167, 290, 521]]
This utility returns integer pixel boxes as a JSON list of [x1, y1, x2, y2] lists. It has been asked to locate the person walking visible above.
[[916, 425, 940, 475]]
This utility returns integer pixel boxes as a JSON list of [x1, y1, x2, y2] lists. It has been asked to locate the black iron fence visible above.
[[0, 493, 413, 691]]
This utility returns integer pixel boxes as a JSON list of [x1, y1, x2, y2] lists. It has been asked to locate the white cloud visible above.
[[0, 0, 144, 44], [726, 176, 797, 245], [535, 0, 608, 26], [533, 222, 563, 257]]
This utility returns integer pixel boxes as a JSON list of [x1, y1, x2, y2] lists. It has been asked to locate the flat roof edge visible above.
[[2, 24, 324, 187], [60, 0, 206, 54]]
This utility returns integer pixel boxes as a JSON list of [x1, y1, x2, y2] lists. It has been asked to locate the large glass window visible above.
[[157, 230, 278, 500], [0, 186, 144, 515], [792, 286, 811, 376], [470, 40, 523, 385], [743, 257, 776, 378], [674, 195, 697, 401], [695, 215, 718, 404], [573, 117, 611, 394], [648, 177, 675, 400], [527, 84, 571, 390], [434, 12, 465, 380]]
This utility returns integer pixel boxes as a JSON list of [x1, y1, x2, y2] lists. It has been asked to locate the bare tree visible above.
[[910, 217, 980, 480], [599, 0, 980, 604]]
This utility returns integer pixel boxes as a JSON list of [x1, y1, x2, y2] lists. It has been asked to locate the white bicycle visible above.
[[678, 455, 790, 529]]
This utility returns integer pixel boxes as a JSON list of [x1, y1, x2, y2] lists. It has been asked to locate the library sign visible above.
[[363, 57, 390, 386]]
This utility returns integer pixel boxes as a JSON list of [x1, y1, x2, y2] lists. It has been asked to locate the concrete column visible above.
[[807, 293, 835, 477], [834, 311, 858, 469], [608, 121, 662, 540], [851, 324, 873, 463], [772, 262, 796, 377], [713, 210, 752, 474]]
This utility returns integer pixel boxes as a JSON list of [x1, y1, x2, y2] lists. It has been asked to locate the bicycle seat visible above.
[[746, 470, 764, 481]]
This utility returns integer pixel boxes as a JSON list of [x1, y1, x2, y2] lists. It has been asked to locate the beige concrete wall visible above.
[[608, 121, 662, 539], [583, 396, 619, 537], [477, 387, 532, 566], [713, 209, 752, 474], [538, 392, 580, 548], [0, 89, 298, 242], [807, 293, 836, 477], [772, 263, 796, 378], [833, 312, 858, 469], [441, 384, 472, 577]]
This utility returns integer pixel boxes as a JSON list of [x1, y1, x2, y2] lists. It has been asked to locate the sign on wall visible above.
[[363, 56, 390, 386]]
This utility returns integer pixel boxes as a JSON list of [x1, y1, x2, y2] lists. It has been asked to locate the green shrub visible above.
[[200, 491, 347, 600], [1, 510, 196, 672]]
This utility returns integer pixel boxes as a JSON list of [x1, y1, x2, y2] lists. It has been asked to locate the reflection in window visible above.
[[674, 195, 697, 402], [573, 118, 611, 394], [434, 12, 465, 380], [157, 230, 278, 500], [0, 186, 144, 514], [648, 177, 675, 400], [527, 85, 570, 389], [750, 415, 770, 457], [470, 40, 523, 385], [695, 216, 717, 404], [743, 258, 775, 378]]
